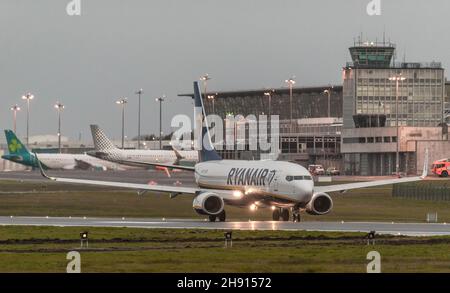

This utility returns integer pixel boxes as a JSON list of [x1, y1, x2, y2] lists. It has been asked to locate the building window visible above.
[[391, 136, 397, 142], [384, 137, 391, 143], [367, 137, 374, 143]]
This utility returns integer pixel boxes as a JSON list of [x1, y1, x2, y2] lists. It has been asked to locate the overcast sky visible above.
[[1, 0, 449, 143]]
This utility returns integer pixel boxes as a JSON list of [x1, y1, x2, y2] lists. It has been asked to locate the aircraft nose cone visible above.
[[295, 181, 313, 202]]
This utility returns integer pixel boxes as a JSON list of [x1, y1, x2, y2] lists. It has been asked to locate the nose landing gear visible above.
[[291, 206, 301, 222], [292, 207, 301, 222]]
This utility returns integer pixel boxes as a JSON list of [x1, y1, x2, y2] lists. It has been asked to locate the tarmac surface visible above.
[[0, 216, 449, 236]]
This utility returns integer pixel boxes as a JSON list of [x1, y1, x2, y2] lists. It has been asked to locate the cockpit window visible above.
[[286, 176, 293, 182]]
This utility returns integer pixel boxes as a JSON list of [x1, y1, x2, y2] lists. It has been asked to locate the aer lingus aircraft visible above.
[[37, 81, 429, 222], [2, 130, 127, 170]]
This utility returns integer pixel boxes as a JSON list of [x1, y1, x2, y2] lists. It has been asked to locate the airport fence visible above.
[[392, 183, 450, 201]]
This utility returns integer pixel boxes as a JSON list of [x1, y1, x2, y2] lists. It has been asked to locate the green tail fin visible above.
[[5, 130, 29, 155]]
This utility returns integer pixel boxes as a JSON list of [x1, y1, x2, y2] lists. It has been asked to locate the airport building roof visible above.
[[178, 85, 342, 98]]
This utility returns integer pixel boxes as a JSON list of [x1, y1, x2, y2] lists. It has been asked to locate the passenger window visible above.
[[293, 176, 304, 180]]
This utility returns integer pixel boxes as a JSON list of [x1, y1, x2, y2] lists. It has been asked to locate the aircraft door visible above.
[[272, 176, 279, 192]]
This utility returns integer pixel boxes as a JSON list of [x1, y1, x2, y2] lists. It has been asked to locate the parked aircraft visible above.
[[87, 125, 197, 169], [2, 130, 126, 170]]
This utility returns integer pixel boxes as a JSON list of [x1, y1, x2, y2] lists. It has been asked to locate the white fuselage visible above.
[[37, 153, 128, 170], [194, 160, 314, 206], [92, 149, 198, 167]]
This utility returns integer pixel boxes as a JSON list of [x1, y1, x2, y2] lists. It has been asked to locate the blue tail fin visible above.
[[5, 130, 30, 155], [193, 81, 221, 162]]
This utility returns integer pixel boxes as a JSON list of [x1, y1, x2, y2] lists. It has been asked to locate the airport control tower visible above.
[[341, 39, 445, 176], [343, 40, 444, 129], [348, 40, 395, 68]]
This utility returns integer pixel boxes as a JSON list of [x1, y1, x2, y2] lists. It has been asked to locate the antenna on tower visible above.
[[403, 50, 406, 63]]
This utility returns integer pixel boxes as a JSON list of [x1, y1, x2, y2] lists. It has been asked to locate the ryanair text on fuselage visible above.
[[226, 168, 276, 186]]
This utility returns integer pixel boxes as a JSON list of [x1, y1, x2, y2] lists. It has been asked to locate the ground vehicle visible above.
[[431, 159, 450, 177], [308, 164, 325, 175], [326, 167, 340, 176]]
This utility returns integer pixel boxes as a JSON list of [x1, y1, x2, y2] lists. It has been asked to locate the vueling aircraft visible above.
[[87, 124, 198, 168], [2, 130, 126, 170], [37, 81, 429, 222]]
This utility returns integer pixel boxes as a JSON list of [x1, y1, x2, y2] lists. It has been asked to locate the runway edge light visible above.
[[224, 231, 233, 248], [365, 231, 376, 245], [80, 231, 89, 248]]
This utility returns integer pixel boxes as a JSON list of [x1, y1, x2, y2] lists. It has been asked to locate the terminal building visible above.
[[180, 85, 344, 167]]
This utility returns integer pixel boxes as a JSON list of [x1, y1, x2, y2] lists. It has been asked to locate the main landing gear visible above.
[[209, 210, 226, 222], [272, 208, 290, 221], [272, 207, 301, 222]]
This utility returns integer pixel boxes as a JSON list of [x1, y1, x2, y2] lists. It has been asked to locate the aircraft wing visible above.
[[315, 149, 429, 193], [74, 159, 108, 171], [314, 175, 424, 193], [74, 159, 95, 170], [43, 174, 199, 194], [118, 160, 196, 171], [35, 153, 240, 199]]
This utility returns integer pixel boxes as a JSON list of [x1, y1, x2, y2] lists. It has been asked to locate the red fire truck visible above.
[[431, 159, 450, 177]]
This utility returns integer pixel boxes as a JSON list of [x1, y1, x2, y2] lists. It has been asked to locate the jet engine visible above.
[[192, 192, 224, 215], [305, 192, 333, 215]]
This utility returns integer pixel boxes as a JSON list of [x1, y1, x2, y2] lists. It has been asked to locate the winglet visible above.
[[421, 148, 429, 179], [34, 152, 56, 181]]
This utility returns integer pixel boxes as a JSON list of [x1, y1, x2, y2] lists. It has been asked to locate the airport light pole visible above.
[[207, 95, 216, 114], [323, 89, 331, 117], [200, 74, 211, 111], [264, 89, 275, 118], [389, 74, 406, 177], [54, 102, 65, 153], [21, 93, 34, 147], [155, 95, 165, 150], [135, 89, 144, 149], [10, 105, 21, 133], [116, 98, 128, 149], [285, 78, 296, 154]]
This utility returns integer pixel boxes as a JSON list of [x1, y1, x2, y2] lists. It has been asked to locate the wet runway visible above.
[[1, 216, 449, 236]]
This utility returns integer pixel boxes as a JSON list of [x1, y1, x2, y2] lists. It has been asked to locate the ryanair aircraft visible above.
[[37, 81, 429, 222]]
